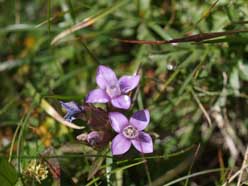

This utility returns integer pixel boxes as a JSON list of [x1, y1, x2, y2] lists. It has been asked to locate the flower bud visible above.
[[84, 104, 110, 130], [86, 131, 112, 148]]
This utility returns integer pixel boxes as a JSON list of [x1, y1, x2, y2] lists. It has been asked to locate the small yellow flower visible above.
[[23, 159, 48, 183]]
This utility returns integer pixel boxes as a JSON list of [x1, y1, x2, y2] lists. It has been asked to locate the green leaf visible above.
[[238, 60, 248, 81], [230, 67, 240, 95], [87, 148, 109, 180], [0, 158, 18, 186], [87, 156, 105, 180]]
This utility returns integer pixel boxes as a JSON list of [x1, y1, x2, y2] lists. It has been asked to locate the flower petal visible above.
[[111, 95, 131, 109], [86, 89, 110, 103], [109, 112, 128, 133], [60, 101, 84, 122], [60, 101, 83, 113], [63, 113, 76, 122], [119, 75, 140, 93], [96, 65, 118, 89], [111, 134, 131, 155], [131, 132, 153, 153], [130, 109, 150, 131]]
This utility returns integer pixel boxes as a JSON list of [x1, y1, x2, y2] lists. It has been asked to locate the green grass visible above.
[[0, 0, 248, 185]]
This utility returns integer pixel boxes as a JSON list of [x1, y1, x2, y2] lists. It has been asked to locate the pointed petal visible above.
[[60, 101, 84, 122], [86, 89, 110, 103], [119, 75, 140, 93], [111, 134, 131, 155], [131, 132, 153, 153], [109, 112, 128, 133], [130, 109, 150, 131], [96, 65, 118, 89], [111, 95, 131, 109], [60, 101, 82, 113], [63, 113, 76, 122]]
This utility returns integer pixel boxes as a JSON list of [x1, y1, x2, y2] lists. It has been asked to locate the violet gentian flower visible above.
[[86, 65, 140, 109], [60, 101, 84, 122], [109, 110, 153, 155]]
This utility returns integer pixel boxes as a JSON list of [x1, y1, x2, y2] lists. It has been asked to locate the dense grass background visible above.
[[0, 0, 248, 185]]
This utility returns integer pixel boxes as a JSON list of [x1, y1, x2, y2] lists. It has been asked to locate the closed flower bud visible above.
[[86, 131, 112, 148], [84, 104, 110, 130]]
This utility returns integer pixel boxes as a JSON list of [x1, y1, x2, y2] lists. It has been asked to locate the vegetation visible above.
[[0, 0, 248, 185]]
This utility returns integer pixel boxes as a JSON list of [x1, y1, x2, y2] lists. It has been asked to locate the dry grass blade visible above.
[[41, 99, 84, 129], [87, 148, 108, 180], [191, 90, 212, 127], [51, 17, 95, 45], [118, 29, 248, 45], [87, 157, 104, 180], [51, 0, 129, 45], [195, 0, 219, 25], [35, 5, 90, 28], [211, 73, 245, 161], [237, 147, 248, 186], [221, 164, 248, 186], [184, 144, 201, 186]]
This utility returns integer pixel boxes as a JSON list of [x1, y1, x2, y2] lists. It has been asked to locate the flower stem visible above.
[[141, 153, 152, 186], [106, 150, 113, 186]]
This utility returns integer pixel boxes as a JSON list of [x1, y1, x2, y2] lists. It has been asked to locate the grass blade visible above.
[[163, 168, 228, 186], [51, 0, 129, 45]]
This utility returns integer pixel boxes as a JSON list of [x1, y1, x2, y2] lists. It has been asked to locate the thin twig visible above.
[[237, 147, 248, 186], [221, 164, 248, 186], [195, 0, 219, 25], [184, 144, 201, 186], [191, 89, 212, 127], [118, 29, 248, 45]]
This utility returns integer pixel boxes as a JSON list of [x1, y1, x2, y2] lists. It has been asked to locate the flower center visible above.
[[122, 125, 138, 139], [106, 84, 121, 98]]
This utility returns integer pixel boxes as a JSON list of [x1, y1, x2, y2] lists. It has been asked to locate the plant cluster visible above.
[[60, 65, 153, 155]]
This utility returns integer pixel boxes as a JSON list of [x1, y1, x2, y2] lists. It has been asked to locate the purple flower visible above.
[[60, 101, 84, 122], [86, 65, 140, 109], [109, 110, 153, 155]]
